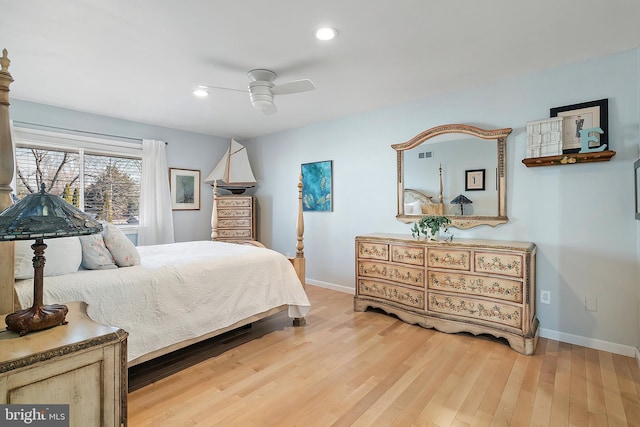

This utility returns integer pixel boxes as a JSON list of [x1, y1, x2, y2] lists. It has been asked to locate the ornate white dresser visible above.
[[355, 233, 538, 355]]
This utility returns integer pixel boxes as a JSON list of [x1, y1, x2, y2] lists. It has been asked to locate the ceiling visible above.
[[2, 1, 640, 140]]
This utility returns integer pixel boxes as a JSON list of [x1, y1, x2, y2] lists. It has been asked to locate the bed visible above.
[[0, 51, 309, 366]]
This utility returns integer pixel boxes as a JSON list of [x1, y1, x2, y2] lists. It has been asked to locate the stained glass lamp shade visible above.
[[0, 183, 103, 336], [450, 194, 473, 215]]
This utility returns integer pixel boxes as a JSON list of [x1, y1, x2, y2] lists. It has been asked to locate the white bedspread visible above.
[[15, 240, 311, 362]]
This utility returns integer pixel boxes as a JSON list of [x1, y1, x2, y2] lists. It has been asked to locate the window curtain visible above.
[[139, 139, 174, 245]]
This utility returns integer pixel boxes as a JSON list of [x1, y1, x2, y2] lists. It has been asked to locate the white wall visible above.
[[9, 100, 226, 242], [247, 49, 640, 351]]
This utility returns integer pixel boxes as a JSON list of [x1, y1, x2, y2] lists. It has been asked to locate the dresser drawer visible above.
[[358, 279, 424, 310], [357, 242, 389, 261], [217, 229, 253, 238], [427, 248, 471, 271], [428, 292, 522, 329], [358, 261, 423, 288], [217, 198, 252, 208], [217, 208, 252, 218], [474, 252, 523, 278], [218, 218, 252, 228], [391, 245, 425, 266], [427, 271, 522, 303]]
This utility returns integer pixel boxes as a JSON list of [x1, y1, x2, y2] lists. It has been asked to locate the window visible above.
[[13, 127, 142, 227]]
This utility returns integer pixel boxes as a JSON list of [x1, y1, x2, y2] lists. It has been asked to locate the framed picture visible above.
[[550, 98, 608, 154], [465, 169, 485, 191], [635, 158, 640, 220], [301, 160, 332, 211], [169, 168, 200, 210]]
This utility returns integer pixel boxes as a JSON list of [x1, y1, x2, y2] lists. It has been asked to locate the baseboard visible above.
[[306, 279, 354, 294], [636, 347, 640, 369], [540, 328, 638, 358]]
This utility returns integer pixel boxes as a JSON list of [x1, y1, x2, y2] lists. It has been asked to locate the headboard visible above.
[[404, 188, 444, 215]]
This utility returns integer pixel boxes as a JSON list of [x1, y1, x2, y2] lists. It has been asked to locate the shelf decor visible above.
[[550, 98, 608, 154]]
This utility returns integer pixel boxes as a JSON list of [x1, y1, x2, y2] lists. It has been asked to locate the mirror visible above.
[[392, 124, 512, 229]]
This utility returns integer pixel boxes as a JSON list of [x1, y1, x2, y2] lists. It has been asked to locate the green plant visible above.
[[410, 215, 451, 240]]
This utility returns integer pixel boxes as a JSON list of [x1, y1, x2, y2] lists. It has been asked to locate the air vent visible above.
[[418, 151, 433, 159]]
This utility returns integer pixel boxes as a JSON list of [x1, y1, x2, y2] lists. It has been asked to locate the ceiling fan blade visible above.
[[271, 79, 316, 95], [201, 85, 248, 94]]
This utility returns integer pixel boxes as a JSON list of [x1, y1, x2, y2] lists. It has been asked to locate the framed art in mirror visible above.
[[465, 169, 485, 191]]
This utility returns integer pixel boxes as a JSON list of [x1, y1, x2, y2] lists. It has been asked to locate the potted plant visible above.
[[410, 215, 451, 241]]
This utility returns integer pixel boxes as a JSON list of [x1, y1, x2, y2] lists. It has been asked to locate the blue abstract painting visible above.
[[301, 160, 332, 211]]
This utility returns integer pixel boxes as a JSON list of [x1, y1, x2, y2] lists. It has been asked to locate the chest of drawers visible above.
[[214, 195, 256, 241], [355, 234, 538, 355]]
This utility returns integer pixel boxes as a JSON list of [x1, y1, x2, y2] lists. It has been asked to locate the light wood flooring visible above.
[[128, 285, 640, 426]]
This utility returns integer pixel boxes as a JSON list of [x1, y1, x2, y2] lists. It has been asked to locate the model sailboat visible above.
[[204, 139, 257, 194]]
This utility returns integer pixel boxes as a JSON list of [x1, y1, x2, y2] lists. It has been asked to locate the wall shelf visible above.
[[522, 150, 616, 167]]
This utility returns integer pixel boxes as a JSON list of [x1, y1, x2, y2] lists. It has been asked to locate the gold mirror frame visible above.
[[392, 124, 512, 229]]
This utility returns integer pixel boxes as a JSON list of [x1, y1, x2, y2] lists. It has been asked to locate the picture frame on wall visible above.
[[550, 98, 608, 154], [465, 169, 485, 191], [169, 168, 200, 210], [635, 158, 640, 220], [301, 160, 333, 211]]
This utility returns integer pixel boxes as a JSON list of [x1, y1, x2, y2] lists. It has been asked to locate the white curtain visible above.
[[139, 139, 174, 246]]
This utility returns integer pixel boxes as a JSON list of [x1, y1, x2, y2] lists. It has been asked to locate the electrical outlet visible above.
[[585, 296, 597, 312], [540, 290, 551, 305]]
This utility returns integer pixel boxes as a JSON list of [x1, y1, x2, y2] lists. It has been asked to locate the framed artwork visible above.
[[169, 168, 200, 210], [635, 159, 640, 220], [465, 169, 485, 191], [550, 98, 608, 154], [301, 160, 332, 211]]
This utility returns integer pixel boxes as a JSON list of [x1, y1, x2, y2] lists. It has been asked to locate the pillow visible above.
[[404, 200, 421, 215], [103, 223, 140, 267], [14, 236, 82, 279], [79, 233, 118, 270]]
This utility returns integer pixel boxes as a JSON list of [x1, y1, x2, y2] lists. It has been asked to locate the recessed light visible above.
[[193, 86, 210, 97], [315, 27, 338, 41]]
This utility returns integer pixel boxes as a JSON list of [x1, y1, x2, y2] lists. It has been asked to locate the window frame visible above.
[[12, 126, 142, 233]]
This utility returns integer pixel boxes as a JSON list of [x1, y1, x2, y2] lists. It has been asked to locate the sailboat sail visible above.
[[204, 139, 257, 189]]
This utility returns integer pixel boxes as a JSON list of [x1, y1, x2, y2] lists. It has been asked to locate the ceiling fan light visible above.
[[193, 87, 210, 97], [315, 27, 338, 41]]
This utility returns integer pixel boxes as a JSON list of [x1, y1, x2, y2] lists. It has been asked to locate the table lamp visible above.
[[450, 194, 473, 215], [0, 183, 103, 336]]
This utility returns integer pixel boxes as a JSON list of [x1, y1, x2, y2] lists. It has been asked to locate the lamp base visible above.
[[5, 303, 68, 336]]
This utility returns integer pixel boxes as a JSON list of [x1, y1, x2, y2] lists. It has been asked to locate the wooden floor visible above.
[[128, 286, 640, 426]]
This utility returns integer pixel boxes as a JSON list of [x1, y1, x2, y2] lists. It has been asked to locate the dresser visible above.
[[214, 195, 256, 241], [355, 233, 538, 355], [0, 302, 128, 426]]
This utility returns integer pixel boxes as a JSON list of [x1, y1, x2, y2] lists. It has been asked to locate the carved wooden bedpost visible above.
[[291, 174, 305, 287], [211, 180, 218, 240], [0, 49, 15, 314]]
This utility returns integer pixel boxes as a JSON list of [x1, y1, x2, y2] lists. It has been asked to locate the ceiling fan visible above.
[[197, 69, 316, 115]]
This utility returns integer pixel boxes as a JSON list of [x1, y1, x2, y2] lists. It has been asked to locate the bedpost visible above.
[[292, 174, 306, 326], [0, 49, 15, 314], [211, 180, 218, 240], [291, 174, 305, 287]]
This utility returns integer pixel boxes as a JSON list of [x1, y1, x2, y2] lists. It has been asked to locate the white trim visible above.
[[306, 279, 354, 294], [540, 327, 637, 357], [305, 280, 639, 358], [13, 126, 142, 157]]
